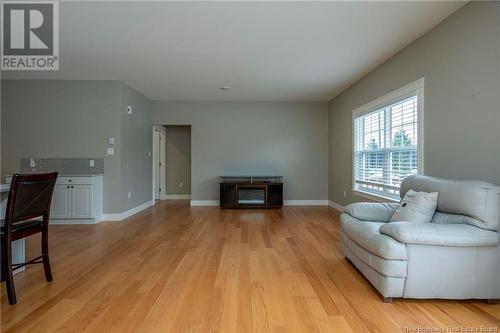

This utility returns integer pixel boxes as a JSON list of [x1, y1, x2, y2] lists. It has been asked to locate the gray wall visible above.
[[165, 126, 191, 195], [2, 80, 122, 213], [153, 102, 328, 201], [1, 79, 153, 214], [120, 83, 153, 210], [328, 1, 500, 206]]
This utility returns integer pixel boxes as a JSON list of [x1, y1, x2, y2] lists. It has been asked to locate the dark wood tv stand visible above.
[[220, 176, 283, 209]]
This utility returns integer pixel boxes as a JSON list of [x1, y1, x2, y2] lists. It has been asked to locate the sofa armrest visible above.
[[344, 202, 400, 222], [380, 222, 500, 247]]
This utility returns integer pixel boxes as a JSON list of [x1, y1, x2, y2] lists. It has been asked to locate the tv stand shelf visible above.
[[220, 176, 283, 209]]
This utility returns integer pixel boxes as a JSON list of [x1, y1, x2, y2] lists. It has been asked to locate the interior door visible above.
[[50, 185, 72, 218], [153, 126, 167, 200], [159, 127, 166, 198], [72, 185, 93, 218], [153, 129, 161, 199]]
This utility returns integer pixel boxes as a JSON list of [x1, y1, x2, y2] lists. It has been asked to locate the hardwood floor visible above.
[[1, 200, 499, 332]]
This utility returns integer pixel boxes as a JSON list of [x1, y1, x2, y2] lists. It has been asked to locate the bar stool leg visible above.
[[3, 237, 17, 305], [42, 227, 53, 282], [1, 242, 5, 282]]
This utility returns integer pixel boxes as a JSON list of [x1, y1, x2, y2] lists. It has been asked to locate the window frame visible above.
[[351, 78, 424, 202]]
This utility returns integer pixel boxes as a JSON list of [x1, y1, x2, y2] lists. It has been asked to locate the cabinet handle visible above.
[[67, 186, 70, 189], [68, 179, 72, 182], [71, 186, 74, 188]]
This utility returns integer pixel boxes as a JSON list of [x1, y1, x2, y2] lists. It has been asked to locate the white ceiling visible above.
[[3, 1, 465, 101]]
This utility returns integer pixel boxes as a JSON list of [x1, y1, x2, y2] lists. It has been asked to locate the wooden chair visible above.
[[1, 172, 58, 305]]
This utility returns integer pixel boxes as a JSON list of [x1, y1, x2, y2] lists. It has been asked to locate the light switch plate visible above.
[[89, 159, 95, 167], [127, 105, 133, 114], [108, 137, 115, 145], [107, 147, 114, 156], [30, 158, 36, 167]]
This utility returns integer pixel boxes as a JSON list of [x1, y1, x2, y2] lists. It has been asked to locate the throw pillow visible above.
[[390, 190, 438, 223]]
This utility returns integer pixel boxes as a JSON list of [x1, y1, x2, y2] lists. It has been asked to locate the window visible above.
[[352, 79, 423, 200]]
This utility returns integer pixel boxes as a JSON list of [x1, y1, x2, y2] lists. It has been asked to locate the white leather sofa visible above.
[[340, 175, 500, 303]]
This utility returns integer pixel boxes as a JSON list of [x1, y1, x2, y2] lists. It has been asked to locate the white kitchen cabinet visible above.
[[6, 175, 103, 224], [0, 187, 25, 274], [51, 185, 72, 218], [71, 184, 93, 218]]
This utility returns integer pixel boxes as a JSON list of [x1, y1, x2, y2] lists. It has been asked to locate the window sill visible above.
[[352, 190, 399, 203]]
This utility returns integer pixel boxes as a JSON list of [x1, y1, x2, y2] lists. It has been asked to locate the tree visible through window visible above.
[[391, 129, 417, 186]]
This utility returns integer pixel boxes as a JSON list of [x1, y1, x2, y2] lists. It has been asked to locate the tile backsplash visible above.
[[20, 158, 104, 175]]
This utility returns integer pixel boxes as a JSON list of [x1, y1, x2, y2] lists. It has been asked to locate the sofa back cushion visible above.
[[400, 175, 500, 231]]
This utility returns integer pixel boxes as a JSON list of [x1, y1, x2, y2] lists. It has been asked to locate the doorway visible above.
[[152, 125, 192, 201], [164, 125, 191, 199]]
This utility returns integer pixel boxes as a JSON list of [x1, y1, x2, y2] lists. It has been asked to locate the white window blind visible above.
[[353, 79, 423, 200]]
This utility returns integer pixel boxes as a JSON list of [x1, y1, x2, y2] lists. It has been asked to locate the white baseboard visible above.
[[190, 200, 331, 207], [328, 200, 345, 212], [284, 200, 329, 206], [190, 200, 219, 207], [102, 200, 154, 221], [162, 194, 191, 200]]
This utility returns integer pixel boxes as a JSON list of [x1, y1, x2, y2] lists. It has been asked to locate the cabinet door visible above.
[[51, 185, 72, 218], [267, 184, 283, 207], [220, 184, 237, 208], [72, 185, 93, 218]]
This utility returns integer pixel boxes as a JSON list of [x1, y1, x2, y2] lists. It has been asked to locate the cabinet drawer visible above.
[[6, 176, 94, 185], [57, 176, 94, 185]]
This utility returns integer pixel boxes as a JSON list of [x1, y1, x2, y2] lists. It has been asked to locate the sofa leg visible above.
[[486, 299, 498, 305], [382, 297, 393, 303]]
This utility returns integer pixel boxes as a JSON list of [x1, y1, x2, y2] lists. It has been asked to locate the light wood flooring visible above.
[[1, 200, 499, 332]]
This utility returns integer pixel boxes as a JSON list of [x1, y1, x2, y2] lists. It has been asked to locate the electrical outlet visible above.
[[128, 192, 132, 199], [107, 147, 114, 156], [30, 158, 36, 167], [343, 191, 347, 197], [178, 182, 183, 188], [89, 159, 95, 167]]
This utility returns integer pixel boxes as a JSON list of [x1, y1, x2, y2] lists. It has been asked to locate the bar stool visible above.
[[1, 172, 58, 305]]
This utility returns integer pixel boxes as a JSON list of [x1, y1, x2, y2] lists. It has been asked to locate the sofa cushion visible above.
[[344, 202, 399, 222], [380, 222, 500, 247], [390, 190, 438, 223], [340, 213, 407, 260], [401, 175, 500, 231], [431, 211, 489, 226], [343, 243, 405, 297], [342, 231, 407, 278]]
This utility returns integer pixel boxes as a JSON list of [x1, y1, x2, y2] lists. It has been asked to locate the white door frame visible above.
[[152, 126, 166, 201]]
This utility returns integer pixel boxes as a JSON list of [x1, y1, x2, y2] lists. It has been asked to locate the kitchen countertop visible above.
[[54, 174, 104, 176], [6, 174, 103, 177]]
